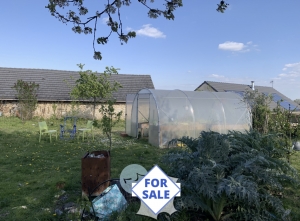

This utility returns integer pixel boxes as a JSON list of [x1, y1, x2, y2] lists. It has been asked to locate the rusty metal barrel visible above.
[[81, 150, 111, 196]]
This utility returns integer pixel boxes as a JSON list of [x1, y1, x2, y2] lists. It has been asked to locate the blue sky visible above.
[[1, 0, 300, 100]]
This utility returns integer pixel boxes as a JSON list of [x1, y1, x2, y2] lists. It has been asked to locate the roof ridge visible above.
[[0, 67, 78, 72], [206, 80, 273, 88], [0, 67, 151, 76]]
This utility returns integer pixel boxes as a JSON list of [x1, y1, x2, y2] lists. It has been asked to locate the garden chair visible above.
[[77, 120, 94, 141], [39, 121, 57, 143]]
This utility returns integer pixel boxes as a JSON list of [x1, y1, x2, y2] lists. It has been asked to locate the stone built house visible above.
[[195, 81, 300, 112], [0, 67, 154, 119]]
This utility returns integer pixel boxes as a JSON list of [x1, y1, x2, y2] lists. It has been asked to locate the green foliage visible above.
[[51, 102, 58, 119], [243, 89, 272, 134], [94, 99, 122, 151], [12, 80, 39, 121], [292, 116, 300, 139], [69, 100, 80, 117], [162, 130, 299, 221], [216, 0, 229, 13], [71, 64, 122, 119], [243, 89, 299, 144], [270, 103, 292, 135], [0, 100, 4, 112], [46, 0, 227, 60]]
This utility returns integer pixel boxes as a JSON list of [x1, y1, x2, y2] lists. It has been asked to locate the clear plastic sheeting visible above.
[[125, 89, 251, 148], [125, 94, 136, 136]]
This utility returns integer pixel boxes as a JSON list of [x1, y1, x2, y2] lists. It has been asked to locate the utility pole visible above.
[[270, 80, 274, 88]]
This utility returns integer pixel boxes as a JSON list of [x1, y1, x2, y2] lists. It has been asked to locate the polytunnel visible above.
[[125, 89, 251, 148]]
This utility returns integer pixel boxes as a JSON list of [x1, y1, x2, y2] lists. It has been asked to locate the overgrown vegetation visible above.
[[12, 80, 39, 121], [162, 130, 299, 221], [243, 89, 300, 139], [243, 89, 300, 163]]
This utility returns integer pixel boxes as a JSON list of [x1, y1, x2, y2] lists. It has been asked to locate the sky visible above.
[[1, 0, 300, 100]]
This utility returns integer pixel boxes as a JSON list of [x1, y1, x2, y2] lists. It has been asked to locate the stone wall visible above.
[[0, 101, 126, 120]]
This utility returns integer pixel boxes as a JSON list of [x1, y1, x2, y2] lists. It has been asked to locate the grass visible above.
[[283, 152, 300, 220], [1, 116, 300, 220], [0, 117, 169, 221]]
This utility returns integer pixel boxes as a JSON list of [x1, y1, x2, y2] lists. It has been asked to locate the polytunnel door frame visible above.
[[125, 94, 136, 135], [135, 92, 151, 138]]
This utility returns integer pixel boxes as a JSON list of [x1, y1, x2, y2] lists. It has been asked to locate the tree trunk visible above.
[[93, 97, 96, 120], [109, 115, 112, 151]]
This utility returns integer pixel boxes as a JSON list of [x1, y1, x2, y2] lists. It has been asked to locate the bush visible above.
[[12, 80, 39, 120], [162, 130, 299, 221]]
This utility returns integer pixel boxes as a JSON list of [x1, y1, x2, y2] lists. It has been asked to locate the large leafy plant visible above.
[[162, 130, 299, 221]]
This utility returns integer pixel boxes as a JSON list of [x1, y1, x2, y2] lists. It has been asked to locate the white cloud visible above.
[[278, 73, 300, 78], [269, 61, 300, 100], [209, 74, 225, 78], [135, 24, 166, 38], [279, 73, 288, 77], [218, 41, 246, 51], [285, 62, 300, 68], [277, 62, 300, 78], [102, 17, 109, 24], [218, 41, 259, 52]]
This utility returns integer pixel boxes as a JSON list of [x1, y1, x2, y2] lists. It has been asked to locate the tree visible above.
[[12, 80, 39, 121], [242, 90, 300, 162], [71, 64, 122, 119], [243, 89, 273, 134], [94, 99, 122, 151], [46, 0, 229, 60]]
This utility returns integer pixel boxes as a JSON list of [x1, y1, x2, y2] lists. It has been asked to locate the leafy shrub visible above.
[[243, 89, 300, 141], [12, 80, 39, 120], [162, 130, 299, 221]]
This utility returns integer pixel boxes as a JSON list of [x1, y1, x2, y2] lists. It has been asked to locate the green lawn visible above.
[[1, 117, 300, 220], [0, 117, 169, 221]]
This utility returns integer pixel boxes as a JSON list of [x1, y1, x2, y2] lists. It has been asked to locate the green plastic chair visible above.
[[77, 120, 94, 141], [39, 121, 58, 143]]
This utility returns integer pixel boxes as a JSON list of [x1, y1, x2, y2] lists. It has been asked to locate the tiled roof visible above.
[[195, 81, 299, 111], [0, 67, 154, 102]]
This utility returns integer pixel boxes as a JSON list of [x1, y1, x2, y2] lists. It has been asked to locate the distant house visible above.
[[195, 81, 299, 111], [0, 67, 154, 119]]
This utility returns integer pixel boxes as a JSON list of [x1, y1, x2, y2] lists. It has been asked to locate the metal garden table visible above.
[[60, 116, 77, 140]]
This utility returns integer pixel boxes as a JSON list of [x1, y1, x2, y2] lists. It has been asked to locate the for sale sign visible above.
[[131, 165, 181, 217]]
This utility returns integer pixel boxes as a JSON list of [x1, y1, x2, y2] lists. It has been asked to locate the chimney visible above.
[[251, 81, 255, 90]]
